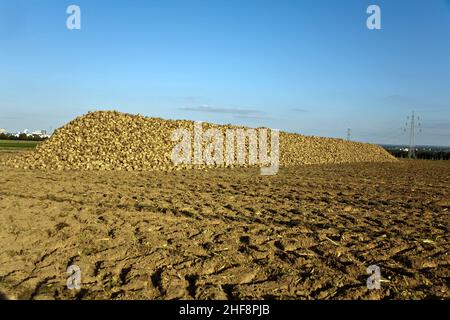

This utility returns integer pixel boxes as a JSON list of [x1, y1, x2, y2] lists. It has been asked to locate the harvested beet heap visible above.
[[7, 110, 396, 171]]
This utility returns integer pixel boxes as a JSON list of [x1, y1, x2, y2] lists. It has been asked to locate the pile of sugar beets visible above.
[[7, 110, 397, 171]]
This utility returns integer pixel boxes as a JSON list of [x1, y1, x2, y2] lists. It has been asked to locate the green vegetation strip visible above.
[[0, 140, 40, 149]]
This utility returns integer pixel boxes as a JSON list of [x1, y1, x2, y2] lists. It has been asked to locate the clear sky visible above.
[[1, 0, 449, 146]]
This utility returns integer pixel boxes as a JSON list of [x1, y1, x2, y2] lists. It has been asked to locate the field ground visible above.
[[0, 151, 448, 300], [0, 140, 40, 150]]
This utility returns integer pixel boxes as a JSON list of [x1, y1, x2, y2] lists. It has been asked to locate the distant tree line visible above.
[[0, 133, 48, 141], [386, 149, 450, 161]]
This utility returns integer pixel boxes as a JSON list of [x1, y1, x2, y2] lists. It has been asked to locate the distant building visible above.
[[31, 130, 50, 139], [12, 129, 50, 139], [31, 130, 47, 136]]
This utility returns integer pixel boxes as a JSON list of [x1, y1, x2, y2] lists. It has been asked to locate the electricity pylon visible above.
[[404, 111, 421, 159]]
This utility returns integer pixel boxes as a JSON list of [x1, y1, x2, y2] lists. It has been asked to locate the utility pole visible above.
[[346, 128, 352, 141], [405, 111, 421, 159]]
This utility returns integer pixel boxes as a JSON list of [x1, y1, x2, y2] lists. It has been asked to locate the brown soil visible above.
[[0, 151, 448, 300]]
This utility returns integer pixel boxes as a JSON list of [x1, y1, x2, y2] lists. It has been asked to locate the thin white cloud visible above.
[[291, 108, 309, 113], [232, 114, 272, 120], [179, 105, 267, 116]]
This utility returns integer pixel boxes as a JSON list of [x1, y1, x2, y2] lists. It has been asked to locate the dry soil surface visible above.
[[0, 151, 449, 300]]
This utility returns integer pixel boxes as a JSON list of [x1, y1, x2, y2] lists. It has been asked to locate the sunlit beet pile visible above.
[[7, 111, 397, 171]]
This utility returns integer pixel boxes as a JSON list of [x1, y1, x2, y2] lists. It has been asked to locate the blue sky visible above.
[[1, 0, 449, 146]]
